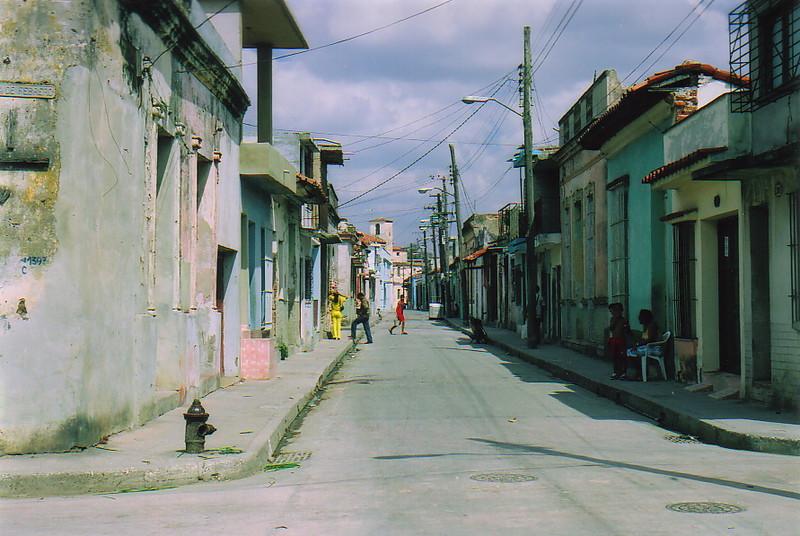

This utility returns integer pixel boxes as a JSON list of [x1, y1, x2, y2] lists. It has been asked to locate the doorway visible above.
[[717, 216, 740, 374], [216, 247, 237, 376]]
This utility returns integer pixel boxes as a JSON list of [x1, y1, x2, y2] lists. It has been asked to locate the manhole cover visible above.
[[666, 502, 746, 514], [271, 451, 313, 464], [664, 434, 702, 444], [470, 473, 537, 483]]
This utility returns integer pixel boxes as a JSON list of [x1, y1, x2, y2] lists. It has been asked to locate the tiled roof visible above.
[[463, 246, 489, 261], [643, 147, 727, 184], [296, 173, 327, 201], [358, 232, 386, 246], [579, 63, 746, 150]]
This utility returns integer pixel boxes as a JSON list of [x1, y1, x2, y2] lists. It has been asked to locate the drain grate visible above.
[[666, 502, 746, 514], [470, 473, 537, 483], [271, 451, 313, 464], [664, 434, 702, 444]]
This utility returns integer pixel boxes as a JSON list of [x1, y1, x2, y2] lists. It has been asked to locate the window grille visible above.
[[673, 221, 697, 338], [586, 193, 596, 297], [730, 0, 800, 112], [301, 203, 319, 230], [573, 199, 584, 298], [608, 182, 629, 312], [563, 205, 571, 299], [790, 191, 800, 326]]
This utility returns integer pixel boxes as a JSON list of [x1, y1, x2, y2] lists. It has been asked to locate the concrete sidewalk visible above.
[[443, 317, 800, 457], [0, 337, 358, 498]]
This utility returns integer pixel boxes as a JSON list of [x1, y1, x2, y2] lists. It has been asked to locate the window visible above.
[[563, 205, 571, 299], [730, 0, 800, 111], [573, 199, 584, 298], [608, 180, 629, 312], [759, 3, 800, 94], [585, 96, 593, 124], [790, 191, 800, 327], [586, 193, 595, 297], [572, 109, 580, 138], [673, 221, 697, 338], [301, 203, 319, 230], [299, 144, 314, 177]]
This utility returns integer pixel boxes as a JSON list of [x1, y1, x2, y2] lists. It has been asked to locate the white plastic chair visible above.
[[642, 331, 671, 382]]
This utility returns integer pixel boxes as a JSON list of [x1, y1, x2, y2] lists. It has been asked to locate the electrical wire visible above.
[[273, 0, 455, 61], [622, 0, 714, 85], [337, 73, 513, 193], [629, 0, 718, 86], [339, 103, 485, 208], [152, 0, 238, 66]]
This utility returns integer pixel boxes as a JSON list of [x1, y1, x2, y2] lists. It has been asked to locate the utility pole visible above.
[[522, 25, 539, 348], [419, 236, 429, 309], [436, 192, 448, 312], [449, 143, 466, 322]]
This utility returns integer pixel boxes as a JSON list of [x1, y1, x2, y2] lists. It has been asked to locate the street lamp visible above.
[[460, 27, 538, 348], [462, 96, 522, 117]]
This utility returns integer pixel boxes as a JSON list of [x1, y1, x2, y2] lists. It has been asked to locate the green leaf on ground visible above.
[[264, 463, 300, 472]]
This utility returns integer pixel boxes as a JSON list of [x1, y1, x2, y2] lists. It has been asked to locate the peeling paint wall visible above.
[[0, 0, 245, 453]]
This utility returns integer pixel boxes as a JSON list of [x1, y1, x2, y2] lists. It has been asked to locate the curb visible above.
[[444, 319, 800, 457], [0, 341, 356, 498]]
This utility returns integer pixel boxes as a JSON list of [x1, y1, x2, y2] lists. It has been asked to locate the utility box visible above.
[[428, 303, 443, 319]]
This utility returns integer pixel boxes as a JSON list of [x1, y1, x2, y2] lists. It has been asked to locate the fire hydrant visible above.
[[183, 399, 216, 453]]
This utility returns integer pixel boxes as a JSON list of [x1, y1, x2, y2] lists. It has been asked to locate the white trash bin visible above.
[[428, 303, 443, 319]]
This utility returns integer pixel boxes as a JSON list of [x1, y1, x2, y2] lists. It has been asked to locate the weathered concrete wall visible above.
[[0, 0, 245, 453]]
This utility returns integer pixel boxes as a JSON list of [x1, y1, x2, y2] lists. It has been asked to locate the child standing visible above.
[[389, 296, 407, 334], [608, 303, 630, 380]]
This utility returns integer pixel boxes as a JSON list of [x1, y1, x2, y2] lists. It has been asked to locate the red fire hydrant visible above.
[[183, 399, 216, 453]]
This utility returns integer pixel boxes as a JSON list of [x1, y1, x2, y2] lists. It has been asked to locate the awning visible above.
[[692, 142, 800, 180]]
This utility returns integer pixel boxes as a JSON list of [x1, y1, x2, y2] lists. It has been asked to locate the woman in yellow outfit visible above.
[[329, 290, 347, 339]]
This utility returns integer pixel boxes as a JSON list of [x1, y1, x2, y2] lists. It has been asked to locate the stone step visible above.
[[685, 382, 713, 393], [708, 386, 740, 400]]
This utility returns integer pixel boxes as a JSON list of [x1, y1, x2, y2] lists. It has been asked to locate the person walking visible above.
[[328, 290, 347, 340], [389, 295, 407, 334], [350, 292, 373, 344]]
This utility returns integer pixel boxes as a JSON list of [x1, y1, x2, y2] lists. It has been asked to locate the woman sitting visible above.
[[626, 309, 661, 380]]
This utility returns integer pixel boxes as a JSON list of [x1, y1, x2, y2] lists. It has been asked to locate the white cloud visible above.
[[257, 0, 746, 245]]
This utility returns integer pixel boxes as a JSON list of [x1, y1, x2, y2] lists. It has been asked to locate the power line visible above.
[[337, 73, 512, 192], [339, 104, 485, 208], [152, 0, 238, 66], [629, 0, 718, 85], [274, 0, 455, 61], [258, 126, 518, 148]]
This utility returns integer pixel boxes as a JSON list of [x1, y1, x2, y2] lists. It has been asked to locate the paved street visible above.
[[2, 312, 798, 535]]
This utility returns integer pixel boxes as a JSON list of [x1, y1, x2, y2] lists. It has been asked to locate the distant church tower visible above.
[[369, 218, 393, 252]]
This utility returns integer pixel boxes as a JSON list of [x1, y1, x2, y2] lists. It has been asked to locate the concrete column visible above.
[[257, 46, 273, 143]]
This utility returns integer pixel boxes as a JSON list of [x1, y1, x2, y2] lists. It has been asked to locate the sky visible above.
[[243, 0, 744, 247]]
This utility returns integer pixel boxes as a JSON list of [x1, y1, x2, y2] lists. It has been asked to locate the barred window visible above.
[[790, 191, 800, 327], [759, 2, 800, 95], [673, 221, 697, 338], [608, 180, 629, 313], [573, 199, 584, 298]]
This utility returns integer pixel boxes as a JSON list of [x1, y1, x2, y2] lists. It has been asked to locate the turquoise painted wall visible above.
[[606, 125, 668, 327]]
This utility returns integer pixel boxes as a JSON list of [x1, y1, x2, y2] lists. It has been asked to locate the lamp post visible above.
[[462, 26, 538, 348], [420, 220, 433, 308], [419, 186, 455, 316]]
